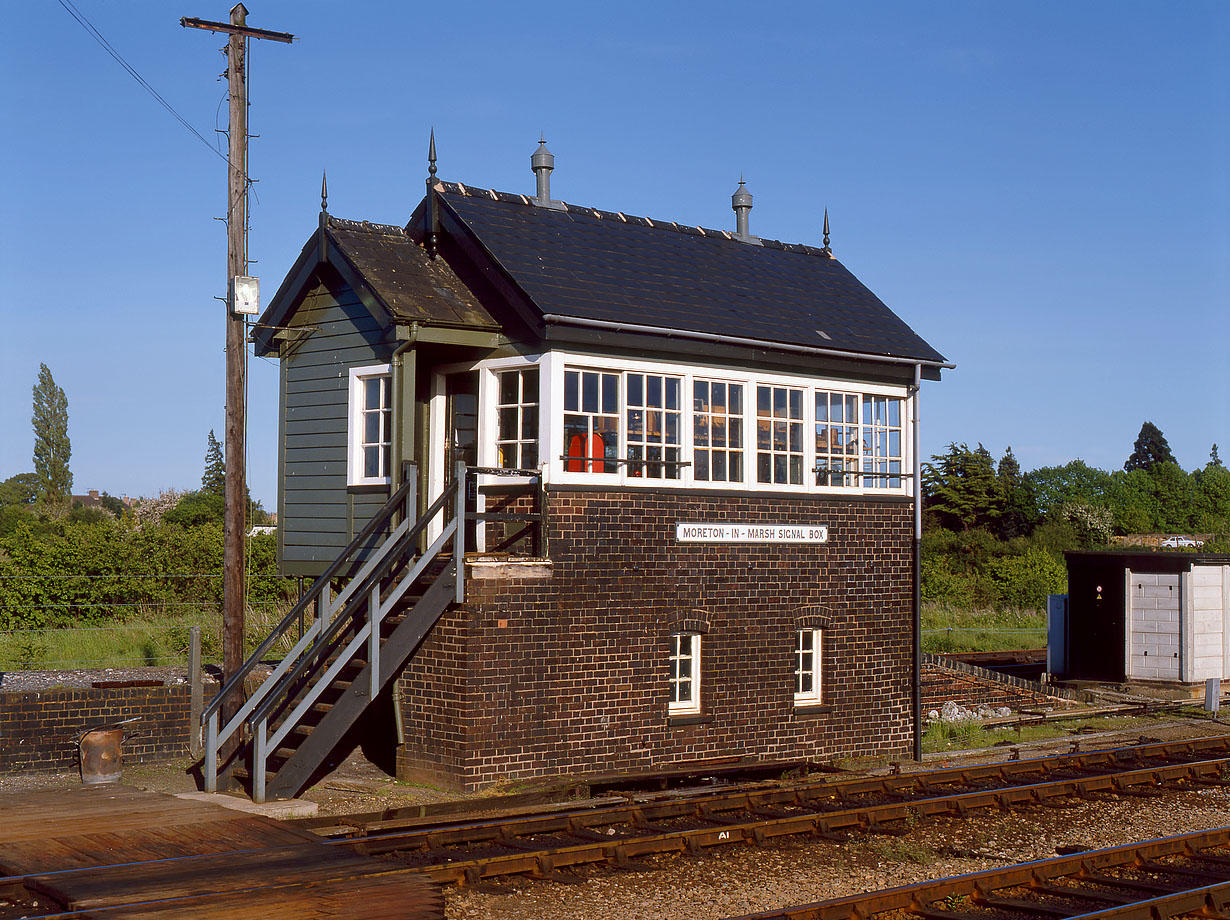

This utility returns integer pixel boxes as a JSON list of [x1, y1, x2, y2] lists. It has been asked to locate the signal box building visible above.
[[254, 143, 949, 791]]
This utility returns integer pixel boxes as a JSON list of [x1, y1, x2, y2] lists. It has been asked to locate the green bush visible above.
[[984, 546, 1067, 611]]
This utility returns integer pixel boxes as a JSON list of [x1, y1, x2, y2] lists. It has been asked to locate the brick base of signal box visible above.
[[395, 486, 915, 791]]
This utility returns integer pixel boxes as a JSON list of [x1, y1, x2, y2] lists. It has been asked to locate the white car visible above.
[[1161, 536, 1201, 548]]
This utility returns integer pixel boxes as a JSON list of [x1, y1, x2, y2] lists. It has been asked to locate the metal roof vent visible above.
[[531, 136, 563, 210], [731, 177, 758, 243]]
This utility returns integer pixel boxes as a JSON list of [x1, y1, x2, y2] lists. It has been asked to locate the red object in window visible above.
[[567, 432, 605, 473]]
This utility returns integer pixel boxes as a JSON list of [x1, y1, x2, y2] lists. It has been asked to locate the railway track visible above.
[[722, 826, 1230, 920], [308, 735, 1230, 885]]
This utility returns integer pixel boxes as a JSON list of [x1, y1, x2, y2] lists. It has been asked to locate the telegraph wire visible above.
[[55, 0, 227, 165]]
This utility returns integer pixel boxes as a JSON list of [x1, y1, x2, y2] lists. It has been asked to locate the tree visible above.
[[31, 364, 72, 503], [995, 447, 1038, 539], [1025, 460, 1112, 519], [1211, 444, 1224, 470], [202, 430, 225, 497], [0, 473, 39, 507], [923, 443, 1002, 531], [1124, 421, 1175, 472]]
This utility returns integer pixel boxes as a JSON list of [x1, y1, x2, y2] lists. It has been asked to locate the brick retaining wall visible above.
[[0, 685, 193, 775]]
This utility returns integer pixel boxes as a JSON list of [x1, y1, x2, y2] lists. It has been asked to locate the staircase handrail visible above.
[[201, 473, 416, 727], [244, 480, 458, 729]]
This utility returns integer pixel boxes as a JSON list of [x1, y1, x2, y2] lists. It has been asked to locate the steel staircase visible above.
[[201, 463, 470, 803]]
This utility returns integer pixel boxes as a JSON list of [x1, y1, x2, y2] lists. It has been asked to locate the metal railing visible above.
[[200, 462, 545, 802]]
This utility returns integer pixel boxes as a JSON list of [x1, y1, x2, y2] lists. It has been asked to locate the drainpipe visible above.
[[912, 363, 923, 761]]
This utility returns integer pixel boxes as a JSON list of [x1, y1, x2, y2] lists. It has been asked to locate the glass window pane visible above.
[[773, 387, 786, 416], [694, 451, 709, 481], [774, 454, 786, 484], [789, 389, 802, 420], [816, 393, 829, 423], [789, 455, 802, 484], [758, 452, 771, 483], [729, 384, 743, 416], [712, 420, 726, 448], [665, 413, 679, 444], [729, 422, 742, 448], [712, 451, 726, 481], [711, 382, 725, 413], [582, 372, 598, 413], [522, 442, 538, 469], [522, 405, 538, 440], [523, 368, 539, 400], [789, 422, 802, 453], [889, 430, 900, 458], [627, 409, 644, 439], [628, 373, 643, 407], [602, 374, 618, 414], [499, 371, 518, 406], [364, 378, 381, 410], [564, 371, 579, 412], [364, 412, 379, 444], [695, 414, 710, 446], [694, 381, 708, 412], [498, 443, 516, 469], [730, 453, 743, 482], [665, 377, 679, 411], [498, 407, 517, 441], [364, 446, 380, 478], [757, 386, 770, 416], [888, 398, 900, 427], [647, 375, 661, 408]]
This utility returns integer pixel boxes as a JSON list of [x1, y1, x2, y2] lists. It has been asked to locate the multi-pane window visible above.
[[814, 391, 859, 487], [693, 380, 744, 483], [495, 367, 539, 470], [756, 385, 804, 485], [668, 632, 701, 714], [563, 368, 619, 473], [349, 365, 393, 485], [794, 628, 822, 705], [862, 396, 903, 488], [626, 373, 682, 479]]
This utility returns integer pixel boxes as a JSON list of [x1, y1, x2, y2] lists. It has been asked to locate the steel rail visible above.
[[718, 826, 1230, 920], [313, 735, 1230, 848], [330, 754, 1230, 885]]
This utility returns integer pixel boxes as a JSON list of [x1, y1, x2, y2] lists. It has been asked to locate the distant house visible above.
[[1056, 550, 1230, 688], [70, 490, 131, 512], [240, 141, 950, 794]]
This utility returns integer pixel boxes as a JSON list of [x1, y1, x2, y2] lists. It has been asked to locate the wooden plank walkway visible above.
[[0, 785, 443, 919]]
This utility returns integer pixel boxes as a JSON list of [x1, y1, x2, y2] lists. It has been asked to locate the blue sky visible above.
[[1, 1, 1226, 507]]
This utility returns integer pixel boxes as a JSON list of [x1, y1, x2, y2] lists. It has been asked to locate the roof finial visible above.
[[320, 170, 328, 213], [426, 128, 440, 260], [822, 207, 831, 256]]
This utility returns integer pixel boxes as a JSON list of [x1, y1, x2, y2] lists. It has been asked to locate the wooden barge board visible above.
[[0, 785, 442, 919]]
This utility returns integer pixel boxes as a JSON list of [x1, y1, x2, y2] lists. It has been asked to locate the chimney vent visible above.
[[731, 177, 757, 242], [531, 136, 563, 209]]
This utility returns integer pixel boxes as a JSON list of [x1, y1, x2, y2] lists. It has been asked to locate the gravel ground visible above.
[[444, 782, 1230, 920]]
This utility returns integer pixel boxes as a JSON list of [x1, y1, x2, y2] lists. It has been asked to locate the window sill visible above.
[[346, 482, 392, 494], [792, 703, 832, 718], [667, 713, 713, 727]]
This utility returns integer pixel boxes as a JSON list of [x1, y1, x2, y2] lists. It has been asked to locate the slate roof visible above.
[[325, 217, 497, 329], [437, 183, 947, 366]]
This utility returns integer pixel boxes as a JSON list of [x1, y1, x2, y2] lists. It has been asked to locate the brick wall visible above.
[[397, 486, 914, 790], [0, 685, 192, 775]]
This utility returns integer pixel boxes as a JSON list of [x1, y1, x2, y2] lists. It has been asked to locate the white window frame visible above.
[[693, 377, 746, 485], [493, 365, 541, 472], [668, 631, 701, 715], [794, 627, 823, 706], [347, 363, 392, 487], [537, 350, 913, 497]]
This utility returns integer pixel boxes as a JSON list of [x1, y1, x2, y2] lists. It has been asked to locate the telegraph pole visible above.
[[182, 6, 293, 747]]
